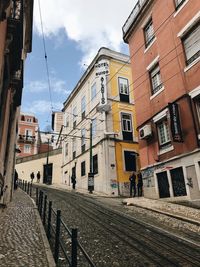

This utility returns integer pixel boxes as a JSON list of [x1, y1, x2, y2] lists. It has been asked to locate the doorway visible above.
[[157, 171, 170, 198], [170, 167, 186, 197], [43, 163, 53, 185]]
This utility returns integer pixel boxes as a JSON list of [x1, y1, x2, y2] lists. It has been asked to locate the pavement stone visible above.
[[0, 188, 55, 267]]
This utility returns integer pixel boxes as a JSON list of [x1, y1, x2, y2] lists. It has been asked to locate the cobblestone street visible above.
[[0, 189, 55, 267]]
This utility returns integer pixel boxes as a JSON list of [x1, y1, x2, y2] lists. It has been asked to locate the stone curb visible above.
[[29, 196, 56, 267], [123, 200, 200, 226]]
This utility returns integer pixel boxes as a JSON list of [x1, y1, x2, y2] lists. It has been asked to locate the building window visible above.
[[72, 139, 76, 159], [81, 128, 86, 153], [24, 145, 31, 153], [121, 113, 133, 141], [26, 118, 32, 122], [124, 151, 136, 172], [150, 64, 163, 95], [92, 119, 97, 136], [183, 23, 200, 66], [65, 143, 68, 157], [93, 154, 98, 174], [175, 0, 186, 10], [156, 118, 171, 149], [25, 129, 32, 141], [81, 161, 86, 176], [65, 116, 69, 127], [91, 83, 96, 101], [73, 107, 77, 129], [81, 96, 86, 119], [144, 18, 155, 47], [118, 77, 129, 103]]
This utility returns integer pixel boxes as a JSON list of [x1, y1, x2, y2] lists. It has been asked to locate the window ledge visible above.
[[174, 0, 189, 17], [150, 86, 165, 100], [184, 56, 200, 72], [158, 145, 174, 155], [144, 37, 157, 54]]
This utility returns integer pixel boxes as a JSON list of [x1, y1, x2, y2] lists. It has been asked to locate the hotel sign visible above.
[[169, 102, 183, 142], [95, 60, 109, 107]]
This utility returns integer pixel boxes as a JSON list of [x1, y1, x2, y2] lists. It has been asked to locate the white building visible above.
[[61, 47, 139, 196]]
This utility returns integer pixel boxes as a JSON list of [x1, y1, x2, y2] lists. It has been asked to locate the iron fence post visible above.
[[43, 195, 47, 226], [54, 209, 61, 264], [40, 191, 43, 217], [27, 182, 30, 194], [36, 187, 39, 206], [30, 182, 32, 197], [22, 180, 24, 190], [71, 228, 78, 267], [47, 201, 52, 240]]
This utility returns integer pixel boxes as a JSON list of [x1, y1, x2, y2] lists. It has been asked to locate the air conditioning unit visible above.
[[139, 124, 152, 140]]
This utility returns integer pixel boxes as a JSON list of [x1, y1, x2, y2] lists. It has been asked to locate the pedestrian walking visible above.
[[129, 171, 136, 197], [71, 173, 76, 190], [30, 172, 34, 183], [137, 172, 143, 197], [14, 170, 18, 190], [36, 171, 41, 183]]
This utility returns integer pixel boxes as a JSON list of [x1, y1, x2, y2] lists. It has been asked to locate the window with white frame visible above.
[[81, 128, 86, 153], [73, 107, 77, 128], [121, 113, 133, 141], [92, 119, 97, 136], [25, 129, 32, 141], [91, 83, 96, 101], [122, 113, 132, 132], [156, 118, 171, 148], [24, 144, 31, 153], [118, 77, 129, 102], [81, 96, 86, 119], [72, 138, 76, 158], [144, 18, 155, 47], [194, 96, 200, 126], [65, 115, 69, 127], [175, 0, 186, 9], [150, 64, 163, 95], [183, 22, 200, 66], [65, 143, 68, 157]]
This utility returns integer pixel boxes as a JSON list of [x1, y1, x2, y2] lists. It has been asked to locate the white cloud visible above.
[[23, 100, 63, 114], [26, 78, 70, 95], [33, 0, 136, 65]]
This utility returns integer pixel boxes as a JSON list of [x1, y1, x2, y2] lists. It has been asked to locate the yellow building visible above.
[[62, 47, 139, 196]]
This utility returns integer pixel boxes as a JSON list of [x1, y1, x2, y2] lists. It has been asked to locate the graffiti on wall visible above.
[[110, 179, 118, 189]]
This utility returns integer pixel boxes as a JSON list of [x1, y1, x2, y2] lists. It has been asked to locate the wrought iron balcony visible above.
[[18, 135, 36, 143]]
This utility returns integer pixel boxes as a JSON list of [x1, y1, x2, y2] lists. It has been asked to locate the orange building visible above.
[[17, 113, 39, 157], [123, 0, 200, 200]]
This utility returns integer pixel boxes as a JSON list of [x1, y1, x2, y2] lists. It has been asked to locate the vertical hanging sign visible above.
[[168, 102, 183, 142], [95, 60, 109, 107]]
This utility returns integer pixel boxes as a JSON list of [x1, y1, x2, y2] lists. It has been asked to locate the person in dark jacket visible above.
[[30, 172, 34, 183], [137, 172, 143, 197], [37, 171, 41, 183], [71, 173, 76, 189], [129, 172, 136, 197]]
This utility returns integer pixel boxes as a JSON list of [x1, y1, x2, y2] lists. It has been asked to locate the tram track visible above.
[[40, 187, 200, 267]]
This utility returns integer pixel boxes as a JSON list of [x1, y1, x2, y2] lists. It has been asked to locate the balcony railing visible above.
[[122, 0, 147, 35], [18, 135, 36, 143]]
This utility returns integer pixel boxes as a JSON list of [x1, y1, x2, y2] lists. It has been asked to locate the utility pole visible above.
[[88, 122, 94, 193], [45, 138, 50, 184]]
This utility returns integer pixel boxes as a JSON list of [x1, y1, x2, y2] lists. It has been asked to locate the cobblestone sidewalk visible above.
[[0, 189, 55, 267]]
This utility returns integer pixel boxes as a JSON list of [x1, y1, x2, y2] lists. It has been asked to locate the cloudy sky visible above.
[[22, 0, 136, 130]]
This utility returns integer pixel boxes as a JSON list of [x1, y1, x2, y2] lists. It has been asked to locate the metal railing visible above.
[[18, 180, 96, 267]]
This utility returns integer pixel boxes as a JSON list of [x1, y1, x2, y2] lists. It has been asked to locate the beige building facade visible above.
[[16, 148, 62, 184]]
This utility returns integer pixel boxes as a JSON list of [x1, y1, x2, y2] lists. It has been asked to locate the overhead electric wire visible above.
[[38, 0, 53, 114]]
